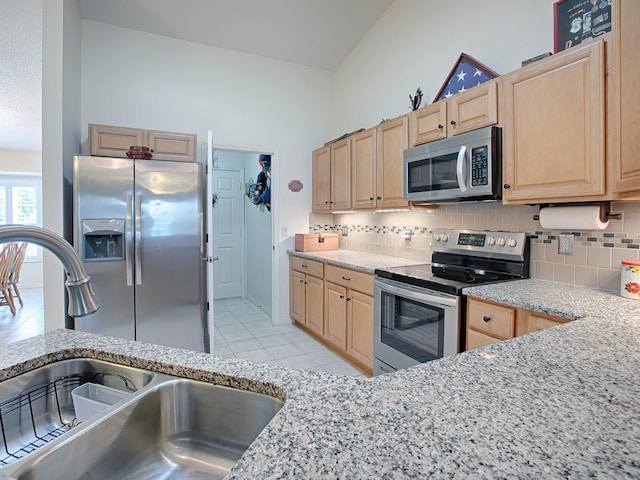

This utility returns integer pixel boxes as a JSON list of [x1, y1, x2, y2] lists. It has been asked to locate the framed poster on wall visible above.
[[554, 0, 612, 53]]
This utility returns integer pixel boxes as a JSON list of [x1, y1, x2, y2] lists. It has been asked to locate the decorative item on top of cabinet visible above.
[[501, 40, 605, 204], [89, 124, 197, 162], [409, 80, 498, 146], [611, 0, 640, 197], [465, 297, 571, 351], [433, 52, 499, 103]]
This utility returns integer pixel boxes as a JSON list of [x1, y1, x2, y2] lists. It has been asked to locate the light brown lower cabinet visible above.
[[289, 257, 324, 337], [466, 297, 570, 350], [289, 255, 374, 375]]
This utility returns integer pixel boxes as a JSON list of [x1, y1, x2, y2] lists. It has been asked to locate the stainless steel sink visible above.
[[9, 378, 284, 480], [0, 358, 155, 467]]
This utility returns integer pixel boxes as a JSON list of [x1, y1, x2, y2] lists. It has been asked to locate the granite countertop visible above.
[[288, 249, 424, 273], [1, 280, 639, 478], [463, 278, 632, 320]]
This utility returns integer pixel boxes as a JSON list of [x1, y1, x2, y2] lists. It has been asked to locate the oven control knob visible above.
[[496, 237, 506, 247], [434, 234, 442, 242], [442, 234, 449, 243], [487, 236, 496, 246], [507, 238, 518, 247]]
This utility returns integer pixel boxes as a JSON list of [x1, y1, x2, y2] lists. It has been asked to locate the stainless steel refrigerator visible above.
[[72, 155, 208, 352]]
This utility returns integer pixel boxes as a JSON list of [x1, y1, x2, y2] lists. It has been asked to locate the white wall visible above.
[[333, 0, 557, 133], [42, 0, 81, 330], [80, 21, 334, 323]]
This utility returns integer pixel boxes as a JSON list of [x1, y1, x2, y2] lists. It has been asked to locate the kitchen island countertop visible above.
[[0, 278, 639, 478]]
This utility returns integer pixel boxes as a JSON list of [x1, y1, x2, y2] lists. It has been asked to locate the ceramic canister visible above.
[[621, 260, 640, 299]]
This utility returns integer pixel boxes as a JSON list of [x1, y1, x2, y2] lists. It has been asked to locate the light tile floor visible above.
[[0, 290, 366, 377], [213, 297, 365, 377], [0, 287, 45, 346]]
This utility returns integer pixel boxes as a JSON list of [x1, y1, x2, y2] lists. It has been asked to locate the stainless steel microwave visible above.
[[403, 126, 501, 203]]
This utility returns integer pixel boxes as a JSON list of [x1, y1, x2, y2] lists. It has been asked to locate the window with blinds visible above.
[[0, 174, 42, 260]]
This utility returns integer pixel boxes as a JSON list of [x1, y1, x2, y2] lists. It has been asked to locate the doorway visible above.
[[210, 150, 272, 317]]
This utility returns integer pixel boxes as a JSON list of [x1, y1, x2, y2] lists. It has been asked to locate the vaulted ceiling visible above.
[[0, 0, 392, 151]]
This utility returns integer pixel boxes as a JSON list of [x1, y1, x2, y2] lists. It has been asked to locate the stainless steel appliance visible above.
[[373, 228, 529, 375], [72, 155, 208, 352], [404, 126, 502, 204]]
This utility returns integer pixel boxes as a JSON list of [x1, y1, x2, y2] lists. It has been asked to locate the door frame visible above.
[[208, 141, 279, 328]]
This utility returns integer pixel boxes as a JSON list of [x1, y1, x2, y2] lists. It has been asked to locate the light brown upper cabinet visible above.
[[376, 116, 410, 209], [312, 145, 331, 212], [331, 137, 352, 211], [350, 117, 410, 211], [351, 128, 377, 209], [501, 41, 606, 204], [611, 0, 640, 197], [89, 124, 197, 162], [312, 138, 352, 213], [409, 81, 498, 146], [147, 130, 197, 163]]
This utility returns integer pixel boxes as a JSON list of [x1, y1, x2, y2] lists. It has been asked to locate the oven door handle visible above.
[[456, 145, 469, 193], [375, 278, 458, 308]]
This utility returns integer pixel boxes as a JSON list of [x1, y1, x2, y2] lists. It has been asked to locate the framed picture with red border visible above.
[[433, 53, 499, 103], [554, 0, 612, 53]]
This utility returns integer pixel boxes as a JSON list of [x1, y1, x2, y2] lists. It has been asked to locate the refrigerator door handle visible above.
[[125, 194, 134, 286], [135, 194, 143, 285]]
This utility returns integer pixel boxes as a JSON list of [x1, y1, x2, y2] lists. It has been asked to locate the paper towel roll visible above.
[[538, 206, 609, 231]]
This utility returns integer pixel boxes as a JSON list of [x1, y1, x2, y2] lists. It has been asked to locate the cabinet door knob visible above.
[[483, 316, 491, 323], [437, 124, 444, 130], [377, 196, 382, 200], [503, 184, 511, 189], [369, 197, 374, 201], [346, 297, 351, 302], [450, 120, 456, 126], [324, 201, 330, 204], [339, 295, 344, 299]]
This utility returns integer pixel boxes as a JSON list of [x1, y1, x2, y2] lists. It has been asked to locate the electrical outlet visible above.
[[342, 226, 348, 236], [558, 234, 574, 255], [281, 226, 288, 237]]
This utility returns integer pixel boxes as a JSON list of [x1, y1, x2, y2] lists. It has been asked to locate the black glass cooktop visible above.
[[375, 263, 522, 295]]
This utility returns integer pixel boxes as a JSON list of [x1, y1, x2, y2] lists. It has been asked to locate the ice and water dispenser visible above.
[[82, 219, 125, 261]]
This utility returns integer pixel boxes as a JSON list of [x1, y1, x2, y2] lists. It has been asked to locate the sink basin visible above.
[[0, 358, 155, 467], [10, 378, 284, 479]]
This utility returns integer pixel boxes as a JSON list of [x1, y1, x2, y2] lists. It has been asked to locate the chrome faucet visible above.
[[0, 225, 100, 317]]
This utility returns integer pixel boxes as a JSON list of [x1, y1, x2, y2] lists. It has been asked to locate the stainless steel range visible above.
[[373, 228, 529, 376]]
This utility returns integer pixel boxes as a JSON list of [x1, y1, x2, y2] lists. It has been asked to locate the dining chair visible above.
[[0, 243, 18, 315], [10, 242, 28, 307]]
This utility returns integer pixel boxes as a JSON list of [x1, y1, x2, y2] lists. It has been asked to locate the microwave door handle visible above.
[[456, 145, 469, 192]]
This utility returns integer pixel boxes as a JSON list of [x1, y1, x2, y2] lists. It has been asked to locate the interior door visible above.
[[212, 168, 244, 299]]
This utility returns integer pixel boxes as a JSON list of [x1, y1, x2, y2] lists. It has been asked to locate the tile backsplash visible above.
[[309, 201, 640, 292]]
